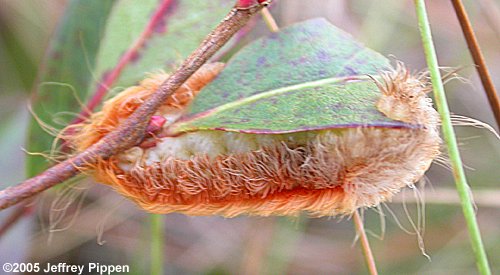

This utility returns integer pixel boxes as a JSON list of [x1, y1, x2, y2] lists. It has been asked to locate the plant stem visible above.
[[0, 1, 268, 211], [450, 0, 500, 130], [261, 7, 279, 32], [414, 1, 491, 274], [150, 214, 164, 275], [353, 211, 378, 275]]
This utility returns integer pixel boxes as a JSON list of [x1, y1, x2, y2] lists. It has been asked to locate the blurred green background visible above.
[[0, 0, 499, 274]]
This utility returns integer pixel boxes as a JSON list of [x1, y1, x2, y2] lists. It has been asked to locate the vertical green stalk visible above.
[[150, 214, 164, 275], [414, 1, 491, 274]]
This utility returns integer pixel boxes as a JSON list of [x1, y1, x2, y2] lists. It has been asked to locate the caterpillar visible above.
[[68, 62, 440, 217]]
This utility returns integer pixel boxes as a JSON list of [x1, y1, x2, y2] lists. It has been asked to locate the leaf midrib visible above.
[[174, 75, 377, 129]]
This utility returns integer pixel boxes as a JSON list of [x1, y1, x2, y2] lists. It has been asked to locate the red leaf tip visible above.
[[146, 115, 167, 133], [237, 0, 270, 9]]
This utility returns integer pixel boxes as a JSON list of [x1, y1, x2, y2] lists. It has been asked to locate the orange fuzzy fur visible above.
[[72, 63, 226, 150], [71, 63, 440, 217]]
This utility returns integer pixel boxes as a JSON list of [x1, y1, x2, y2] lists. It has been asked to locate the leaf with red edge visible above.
[[169, 18, 411, 135], [26, 0, 115, 176], [89, 0, 234, 104]]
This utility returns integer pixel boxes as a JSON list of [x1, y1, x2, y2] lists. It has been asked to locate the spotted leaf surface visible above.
[[170, 18, 410, 134]]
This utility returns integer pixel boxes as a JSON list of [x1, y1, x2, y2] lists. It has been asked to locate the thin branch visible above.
[[414, 1, 492, 274], [353, 211, 378, 275], [211, 16, 257, 62], [212, 1, 274, 62], [0, 1, 269, 211], [451, 0, 500, 130]]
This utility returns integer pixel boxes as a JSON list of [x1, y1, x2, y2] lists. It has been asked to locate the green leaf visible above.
[[26, 0, 115, 176], [91, 0, 233, 92], [170, 18, 410, 134], [27, 0, 234, 176]]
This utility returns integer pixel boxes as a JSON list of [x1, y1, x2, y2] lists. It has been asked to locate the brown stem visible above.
[[211, 17, 257, 62], [353, 211, 378, 275], [451, 0, 500, 130], [0, 1, 268, 211]]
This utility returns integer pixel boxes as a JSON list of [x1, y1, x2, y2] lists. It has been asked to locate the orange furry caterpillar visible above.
[[70, 63, 440, 217]]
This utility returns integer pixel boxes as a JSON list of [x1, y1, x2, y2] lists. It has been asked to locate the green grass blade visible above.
[[413, 1, 491, 274], [150, 214, 164, 275]]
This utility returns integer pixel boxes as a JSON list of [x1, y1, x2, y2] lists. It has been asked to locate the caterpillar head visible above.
[[374, 63, 438, 127]]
